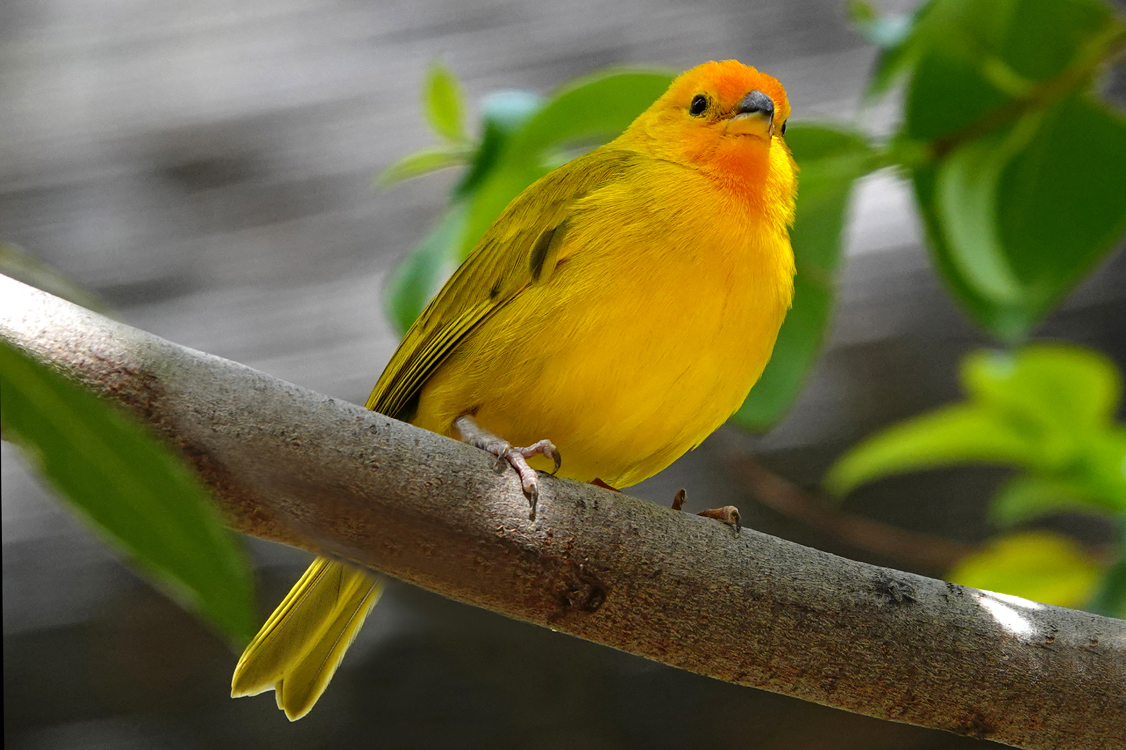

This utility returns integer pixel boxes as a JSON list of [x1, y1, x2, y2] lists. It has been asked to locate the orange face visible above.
[[619, 60, 793, 182]]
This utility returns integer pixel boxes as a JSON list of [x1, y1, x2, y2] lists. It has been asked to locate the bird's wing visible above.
[[367, 148, 641, 419]]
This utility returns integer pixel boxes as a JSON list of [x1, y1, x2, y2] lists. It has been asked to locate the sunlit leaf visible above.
[[733, 124, 875, 431], [0, 340, 255, 643], [424, 61, 468, 143], [949, 531, 1103, 608], [826, 404, 1043, 496], [962, 345, 1122, 434], [374, 146, 470, 189]]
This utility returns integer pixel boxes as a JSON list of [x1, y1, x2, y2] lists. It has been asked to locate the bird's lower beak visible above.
[[727, 90, 776, 139], [726, 111, 774, 139]]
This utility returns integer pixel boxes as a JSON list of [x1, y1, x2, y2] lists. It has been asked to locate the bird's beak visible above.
[[726, 90, 775, 139]]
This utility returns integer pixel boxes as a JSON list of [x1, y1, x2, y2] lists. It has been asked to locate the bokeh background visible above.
[[3, 0, 1124, 748]]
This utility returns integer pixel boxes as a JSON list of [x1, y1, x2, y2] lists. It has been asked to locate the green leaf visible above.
[[374, 146, 470, 188], [733, 124, 876, 431], [992, 95, 1126, 323], [384, 91, 545, 334], [862, 0, 939, 99], [962, 345, 1122, 435], [1087, 521, 1126, 618], [424, 61, 468, 143], [454, 90, 545, 198], [898, 0, 1112, 139], [461, 69, 675, 257], [990, 473, 1113, 526], [826, 404, 1043, 496], [933, 130, 1026, 305], [905, 44, 1011, 142], [508, 69, 675, 158], [0, 340, 255, 643], [915, 96, 1126, 342], [1079, 428, 1126, 511], [913, 165, 1027, 340], [848, 0, 914, 49], [383, 204, 468, 335], [948, 531, 1103, 608]]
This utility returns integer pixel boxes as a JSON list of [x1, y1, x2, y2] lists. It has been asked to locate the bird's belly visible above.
[[415, 249, 789, 489]]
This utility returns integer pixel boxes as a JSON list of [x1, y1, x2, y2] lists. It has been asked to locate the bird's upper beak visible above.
[[726, 90, 775, 139]]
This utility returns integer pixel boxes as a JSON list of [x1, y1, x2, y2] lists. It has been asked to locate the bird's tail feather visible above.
[[231, 556, 383, 720]]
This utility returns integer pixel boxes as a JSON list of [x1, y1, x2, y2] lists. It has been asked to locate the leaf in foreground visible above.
[[0, 339, 255, 643], [948, 531, 1103, 609]]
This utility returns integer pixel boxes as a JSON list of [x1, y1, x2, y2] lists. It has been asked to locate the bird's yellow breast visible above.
[[413, 158, 794, 488]]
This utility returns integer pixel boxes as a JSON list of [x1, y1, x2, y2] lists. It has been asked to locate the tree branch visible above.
[[1, 274, 1123, 750]]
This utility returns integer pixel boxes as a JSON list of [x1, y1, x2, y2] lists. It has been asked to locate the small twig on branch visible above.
[[2, 274, 1124, 750], [718, 447, 977, 573]]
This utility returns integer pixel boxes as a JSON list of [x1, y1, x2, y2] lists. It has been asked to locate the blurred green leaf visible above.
[[1081, 429, 1126, 508], [826, 404, 1043, 496], [862, 0, 938, 98], [508, 69, 674, 158], [990, 474, 1109, 526], [454, 90, 545, 198], [0, 340, 255, 643], [905, 44, 1011, 143], [375, 146, 470, 189], [933, 131, 1025, 305], [0, 243, 109, 315], [461, 69, 675, 257], [424, 61, 468, 142], [733, 125, 876, 431], [848, 0, 914, 49], [949, 531, 1103, 608], [992, 95, 1126, 327], [384, 204, 468, 335], [899, 0, 1113, 140], [1088, 522, 1126, 618], [915, 95, 1126, 343], [913, 165, 1026, 339], [384, 91, 545, 334], [963, 346, 1122, 435]]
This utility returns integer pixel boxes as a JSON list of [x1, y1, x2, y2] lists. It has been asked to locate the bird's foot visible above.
[[697, 506, 741, 534], [455, 415, 560, 520], [671, 489, 741, 534]]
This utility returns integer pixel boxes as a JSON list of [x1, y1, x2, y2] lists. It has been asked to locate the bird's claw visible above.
[[671, 489, 740, 534], [697, 505, 741, 534], [455, 416, 560, 521]]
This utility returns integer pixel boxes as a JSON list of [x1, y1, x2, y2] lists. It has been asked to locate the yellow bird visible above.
[[232, 59, 797, 720]]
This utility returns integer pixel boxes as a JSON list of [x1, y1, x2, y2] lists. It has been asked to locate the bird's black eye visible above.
[[780, 120, 788, 136], [689, 94, 708, 116]]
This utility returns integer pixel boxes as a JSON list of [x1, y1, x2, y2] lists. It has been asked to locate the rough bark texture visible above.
[[2, 274, 1124, 750]]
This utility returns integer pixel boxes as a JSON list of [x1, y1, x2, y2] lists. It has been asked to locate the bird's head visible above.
[[617, 60, 795, 194]]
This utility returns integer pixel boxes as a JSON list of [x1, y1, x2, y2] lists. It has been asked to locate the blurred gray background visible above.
[[3, 0, 1124, 748]]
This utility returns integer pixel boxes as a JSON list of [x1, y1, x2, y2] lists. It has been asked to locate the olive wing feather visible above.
[[366, 149, 641, 420]]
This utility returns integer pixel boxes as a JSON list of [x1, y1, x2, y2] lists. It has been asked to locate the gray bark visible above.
[[2, 274, 1123, 749]]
